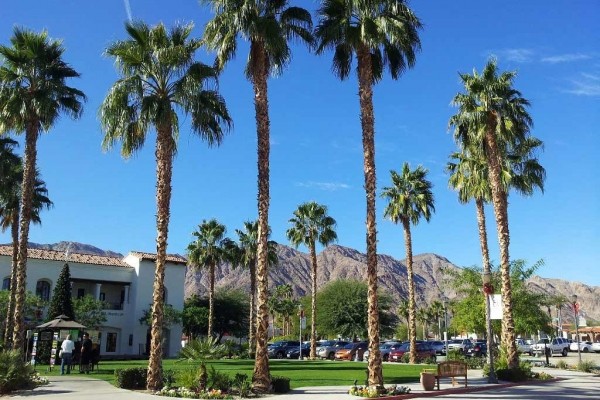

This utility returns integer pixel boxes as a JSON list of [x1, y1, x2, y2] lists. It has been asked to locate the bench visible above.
[[435, 361, 467, 390]]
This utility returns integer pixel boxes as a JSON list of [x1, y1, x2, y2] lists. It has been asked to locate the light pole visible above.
[[298, 304, 304, 360], [572, 294, 582, 365], [443, 300, 448, 360], [482, 271, 497, 383]]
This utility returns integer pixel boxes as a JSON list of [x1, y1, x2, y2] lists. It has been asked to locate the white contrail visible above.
[[123, 0, 133, 22]]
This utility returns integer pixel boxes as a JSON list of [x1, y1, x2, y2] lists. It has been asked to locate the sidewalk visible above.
[[9, 367, 600, 399]]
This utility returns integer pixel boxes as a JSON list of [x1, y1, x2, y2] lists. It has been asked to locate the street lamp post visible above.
[[572, 294, 582, 365], [298, 304, 304, 360], [482, 271, 497, 383], [443, 300, 448, 360]]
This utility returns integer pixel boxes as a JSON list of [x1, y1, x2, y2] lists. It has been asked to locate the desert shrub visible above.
[[0, 350, 38, 394], [114, 367, 147, 389], [483, 345, 533, 382], [577, 360, 597, 373], [177, 367, 200, 390], [555, 360, 569, 369], [271, 375, 290, 393], [207, 366, 230, 391], [232, 373, 252, 398]]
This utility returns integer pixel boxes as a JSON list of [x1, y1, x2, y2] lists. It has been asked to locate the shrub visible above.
[[555, 360, 569, 370], [176, 367, 200, 390], [400, 353, 410, 363], [271, 375, 290, 393], [0, 350, 38, 394], [483, 345, 533, 382], [577, 360, 597, 373], [232, 373, 252, 398], [464, 356, 486, 369], [207, 366, 230, 391], [115, 367, 148, 389], [163, 369, 176, 388]]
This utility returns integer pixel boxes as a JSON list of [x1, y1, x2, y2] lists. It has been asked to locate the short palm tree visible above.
[[449, 58, 537, 369], [233, 220, 278, 357], [0, 27, 85, 350], [381, 163, 434, 364], [187, 219, 235, 339], [202, 1, 313, 390], [286, 202, 337, 358], [99, 21, 232, 390], [315, 0, 422, 387]]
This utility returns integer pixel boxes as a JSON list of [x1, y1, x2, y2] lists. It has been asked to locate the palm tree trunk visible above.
[[475, 198, 496, 375], [251, 41, 271, 393], [146, 125, 174, 391], [208, 262, 215, 337], [309, 242, 318, 359], [4, 217, 19, 346], [12, 123, 38, 351], [402, 219, 418, 364], [357, 44, 382, 388], [248, 262, 256, 357], [484, 115, 518, 369]]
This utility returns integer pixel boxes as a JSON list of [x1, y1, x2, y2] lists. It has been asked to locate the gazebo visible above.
[[33, 315, 86, 369], [36, 314, 86, 330]]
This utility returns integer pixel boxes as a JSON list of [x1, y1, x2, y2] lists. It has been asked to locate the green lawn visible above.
[[38, 359, 426, 389]]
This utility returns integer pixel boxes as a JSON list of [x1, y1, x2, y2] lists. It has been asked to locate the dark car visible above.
[[466, 340, 487, 357], [389, 342, 436, 362], [286, 343, 310, 359], [267, 340, 300, 359]]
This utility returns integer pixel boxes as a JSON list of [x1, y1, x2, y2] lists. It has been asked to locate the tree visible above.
[[0, 290, 46, 337], [73, 295, 108, 330], [286, 201, 337, 358], [315, 0, 422, 388], [100, 21, 232, 390], [187, 219, 235, 338], [381, 163, 435, 363], [46, 263, 75, 321], [449, 58, 539, 368], [232, 221, 278, 356], [139, 304, 183, 329], [428, 301, 445, 340], [0, 27, 85, 350], [315, 280, 397, 340], [202, 1, 313, 391]]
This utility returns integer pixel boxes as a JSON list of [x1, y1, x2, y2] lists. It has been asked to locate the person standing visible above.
[[60, 334, 75, 375], [80, 333, 92, 374]]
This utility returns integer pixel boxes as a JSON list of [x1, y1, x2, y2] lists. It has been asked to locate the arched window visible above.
[[36, 280, 51, 301], [2, 277, 10, 290]]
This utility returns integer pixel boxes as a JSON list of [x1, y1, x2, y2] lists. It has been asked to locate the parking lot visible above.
[[527, 349, 600, 365]]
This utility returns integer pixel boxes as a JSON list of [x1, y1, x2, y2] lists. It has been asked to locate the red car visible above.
[[389, 342, 436, 362]]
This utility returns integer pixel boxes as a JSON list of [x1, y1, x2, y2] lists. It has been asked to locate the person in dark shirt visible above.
[[80, 333, 93, 374]]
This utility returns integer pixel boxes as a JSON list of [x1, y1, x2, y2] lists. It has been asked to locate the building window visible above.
[[106, 332, 117, 352], [2, 277, 10, 290], [77, 288, 85, 299], [36, 280, 51, 301]]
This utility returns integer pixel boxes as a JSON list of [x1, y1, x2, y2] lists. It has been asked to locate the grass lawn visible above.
[[38, 359, 427, 389]]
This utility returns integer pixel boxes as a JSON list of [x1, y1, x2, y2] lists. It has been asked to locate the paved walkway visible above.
[[9, 367, 600, 399]]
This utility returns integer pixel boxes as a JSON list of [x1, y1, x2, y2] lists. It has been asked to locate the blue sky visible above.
[[1, 1, 598, 287]]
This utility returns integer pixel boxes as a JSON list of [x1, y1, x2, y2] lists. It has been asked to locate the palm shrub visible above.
[[177, 337, 227, 391], [483, 345, 532, 381], [0, 349, 37, 394]]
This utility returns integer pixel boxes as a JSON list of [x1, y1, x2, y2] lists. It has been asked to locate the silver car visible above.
[[363, 341, 404, 362], [316, 340, 349, 360]]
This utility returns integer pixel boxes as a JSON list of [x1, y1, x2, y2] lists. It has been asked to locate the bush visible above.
[[207, 366, 230, 391], [495, 366, 531, 382], [232, 373, 252, 398], [0, 350, 38, 394], [577, 360, 597, 373], [270, 375, 290, 393], [115, 367, 148, 389], [555, 360, 569, 369], [176, 367, 199, 390]]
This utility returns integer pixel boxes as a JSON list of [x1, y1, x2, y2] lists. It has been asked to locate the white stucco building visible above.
[[0, 245, 186, 358]]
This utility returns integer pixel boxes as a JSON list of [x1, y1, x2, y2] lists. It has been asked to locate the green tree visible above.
[[100, 21, 232, 390], [187, 219, 235, 338], [449, 59, 539, 369], [0, 28, 85, 350], [139, 304, 182, 329], [428, 301, 445, 340], [286, 201, 337, 358], [381, 163, 435, 363], [315, 0, 422, 387], [72, 295, 108, 330], [46, 263, 75, 321], [0, 290, 46, 338], [202, 1, 313, 391], [315, 280, 397, 340]]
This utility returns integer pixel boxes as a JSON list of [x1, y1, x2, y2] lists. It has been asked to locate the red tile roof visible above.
[[129, 251, 188, 265], [0, 245, 130, 268]]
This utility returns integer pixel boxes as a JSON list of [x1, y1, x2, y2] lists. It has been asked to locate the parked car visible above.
[[334, 342, 369, 361], [286, 343, 310, 359], [389, 342, 436, 362], [531, 337, 569, 357], [363, 341, 404, 362], [267, 340, 301, 359], [591, 342, 600, 353], [515, 338, 532, 355], [466, 340, 488, 357], [428, 341, 446, 355], [569, 341, 594, 353], [316, 340, 349, 360], [446, 339, 472, 354]]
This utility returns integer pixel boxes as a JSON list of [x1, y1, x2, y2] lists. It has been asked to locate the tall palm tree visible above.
[[233, 220, 278, 357], [428, 301, 445, 340], [381, 163, 434, 363], [315, 0, 422, 388], [449, 59, 537, 369], [99, 21, 232, 390], [416, 307, 432, 340], [286, 201, 337, 358], [397, 298, 410, 340], [202, 1, 313, 391], [0, 28, 85, 350], [187, 219, 235, 339]]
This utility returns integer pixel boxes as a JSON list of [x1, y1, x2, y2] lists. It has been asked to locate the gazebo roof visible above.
[[36, 314, 86, 329]]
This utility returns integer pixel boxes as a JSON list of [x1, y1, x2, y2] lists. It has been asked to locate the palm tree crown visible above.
[[286, 202, 337, 249]]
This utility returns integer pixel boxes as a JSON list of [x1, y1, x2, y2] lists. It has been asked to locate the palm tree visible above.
[[416, 307, 432, 340], [381, 163, 434, 364], [449, 59, 537, 369], [233, 221, 278, 357], [286, 201, 337, 358], [0, 28, 85, 350], [187, 219, 235, 339], [99, 22, 232, 390], [202, 1, 313, 391], [428, 301, 445, 340], [397, 298, 410, 340], [315, 0, 422, 388]]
